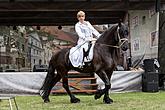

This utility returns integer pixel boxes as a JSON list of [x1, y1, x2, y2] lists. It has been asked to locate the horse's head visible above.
[[115, 22, 129, 51]]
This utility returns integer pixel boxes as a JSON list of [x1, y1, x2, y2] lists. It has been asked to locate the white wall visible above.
[[129, 10, 159, 63]]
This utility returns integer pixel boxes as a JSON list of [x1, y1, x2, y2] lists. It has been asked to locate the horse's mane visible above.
[[96, 24, 120, 64], [102, 24, 118, 35], [97, 24, 118, 43]]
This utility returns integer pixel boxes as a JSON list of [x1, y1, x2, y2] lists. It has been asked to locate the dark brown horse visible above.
[[40, 22, 129, 104]]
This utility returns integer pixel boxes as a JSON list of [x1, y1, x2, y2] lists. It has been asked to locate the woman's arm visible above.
[[87, 21, 101, 38], [75, 23, 86, 40]]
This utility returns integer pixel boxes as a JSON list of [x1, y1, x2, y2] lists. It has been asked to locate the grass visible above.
[[1, 91, 165, 110]]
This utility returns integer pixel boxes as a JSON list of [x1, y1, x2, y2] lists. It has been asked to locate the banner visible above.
[[0, 70, 143, 94]]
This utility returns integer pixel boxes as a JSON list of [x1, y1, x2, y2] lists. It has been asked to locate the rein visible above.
[[95, 38, 128, 48]]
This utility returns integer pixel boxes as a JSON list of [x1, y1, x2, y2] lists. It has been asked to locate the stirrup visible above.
[[84, 57, 90, 62], [78, 65, 83, 69], [78, 62, 85, 69]]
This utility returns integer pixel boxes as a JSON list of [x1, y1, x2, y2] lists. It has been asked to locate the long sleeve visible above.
[[87, 21, 101, 38], [75, 23, 86, 40]]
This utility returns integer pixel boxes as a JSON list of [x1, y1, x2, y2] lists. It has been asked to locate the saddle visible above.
[[69, 39, 96, 69]]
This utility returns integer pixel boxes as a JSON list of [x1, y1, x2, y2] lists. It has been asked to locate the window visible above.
[[142, 16, 146, 25], [33, 49, 35, 55], [31, 42, 33, 46], [34, 59, 35, 64], [16, 41, 20, 49], [149, 9, 156, 18], [35, 41, 37, 46], [22, 44, 25, 52], [28, 47, 31, 54]]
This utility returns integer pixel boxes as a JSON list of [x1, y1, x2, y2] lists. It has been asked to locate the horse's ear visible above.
[[118, 19, 122, 27]]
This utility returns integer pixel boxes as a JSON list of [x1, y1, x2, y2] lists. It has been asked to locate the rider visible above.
[[75, 10, 101, 67]]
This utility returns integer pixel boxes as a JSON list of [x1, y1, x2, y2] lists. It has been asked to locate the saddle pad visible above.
[[69, 43, 94, 67]]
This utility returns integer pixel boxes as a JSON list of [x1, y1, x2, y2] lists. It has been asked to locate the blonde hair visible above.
[[77, 11, 85, 17]]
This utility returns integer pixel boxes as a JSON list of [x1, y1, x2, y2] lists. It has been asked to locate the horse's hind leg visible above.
[[62, 75, 80, 103], [40, 65, 61, 103]]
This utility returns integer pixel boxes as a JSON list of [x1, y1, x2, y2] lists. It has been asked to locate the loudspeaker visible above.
[[142, 72, 159, 92], [142, 82, 159, 92], [142, 72, 159, 83], [143, 59, 156, 72]]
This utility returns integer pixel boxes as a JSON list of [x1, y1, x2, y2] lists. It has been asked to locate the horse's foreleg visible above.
[[103, 84, 113, 104], [103, 69, 115, 104], [62, 75, 80, 103], [95, 70, 111, 103]]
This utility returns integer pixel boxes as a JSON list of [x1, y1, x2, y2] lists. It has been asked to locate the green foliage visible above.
[[47, 34, 55, 41], [1, 92, 165, 110]]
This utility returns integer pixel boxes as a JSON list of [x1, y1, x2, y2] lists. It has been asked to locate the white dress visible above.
[[69, 21, 101, 67]]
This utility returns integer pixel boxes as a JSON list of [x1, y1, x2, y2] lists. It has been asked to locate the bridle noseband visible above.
[[116, 26, 128, 48]]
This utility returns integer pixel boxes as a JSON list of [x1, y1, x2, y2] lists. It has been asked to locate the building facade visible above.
[[128, 9, 159, 66], [27, 32, 44, 70], [0, 26, 28, 71]]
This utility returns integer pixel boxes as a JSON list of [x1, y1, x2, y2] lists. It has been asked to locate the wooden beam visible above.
[[0, 1, 157, 11], [0, 0, 163, 25], [0, 17, 121, 25], [0, 10, 125, 25]]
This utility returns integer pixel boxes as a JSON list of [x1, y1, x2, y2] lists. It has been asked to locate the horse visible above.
[[39, 22, 129, 104]]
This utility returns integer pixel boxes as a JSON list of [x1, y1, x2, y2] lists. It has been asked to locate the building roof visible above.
[[38, 26, 77, 44], [56, 30, 77, 44]]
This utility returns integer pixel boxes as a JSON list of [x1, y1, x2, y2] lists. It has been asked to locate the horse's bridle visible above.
[[96, 26, 128, 48], [116, 26, 128, 48]]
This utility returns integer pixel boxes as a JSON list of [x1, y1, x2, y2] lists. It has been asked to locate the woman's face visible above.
[[77, 14, 85, 23]]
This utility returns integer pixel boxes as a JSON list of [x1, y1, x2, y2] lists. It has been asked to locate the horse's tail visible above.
[[39, 54, 57, 102]]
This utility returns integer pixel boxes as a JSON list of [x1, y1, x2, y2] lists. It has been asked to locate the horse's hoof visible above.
[[103, 98, 113, 104], [94, 94, 102, 100], [44, 98, 50, 103], [94, 90, 102, 100], [70, 98, 80, 103]]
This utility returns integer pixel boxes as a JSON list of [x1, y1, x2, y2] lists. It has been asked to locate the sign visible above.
[[150, 31, 158, 47]]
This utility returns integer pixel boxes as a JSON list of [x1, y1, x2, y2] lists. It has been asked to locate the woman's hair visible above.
[[77, 11, 85, 17]]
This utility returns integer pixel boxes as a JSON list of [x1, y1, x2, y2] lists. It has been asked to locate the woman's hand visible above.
[[85, 37, 97, 44]]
